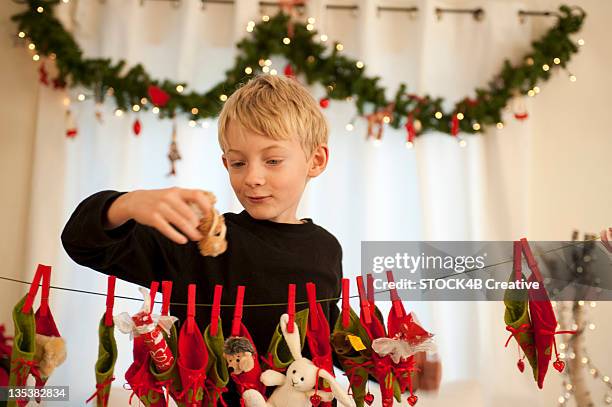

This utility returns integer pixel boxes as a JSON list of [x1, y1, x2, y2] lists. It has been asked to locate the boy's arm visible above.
[[61, 190, 180, 287]]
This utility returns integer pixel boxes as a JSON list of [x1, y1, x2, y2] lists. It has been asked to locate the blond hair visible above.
[[218, 74, 328, 158]]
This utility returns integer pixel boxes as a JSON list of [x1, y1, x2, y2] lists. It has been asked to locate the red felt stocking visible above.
[[305, 283, 334, 406], [357, 276, 396, 407], [177, 284, 209, 406], [522, 239, 576, 389]]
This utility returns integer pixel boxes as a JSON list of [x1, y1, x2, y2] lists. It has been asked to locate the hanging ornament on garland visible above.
[[167, 121, 181, 177], [279, 0, 305, 37], [284, 63, 295, 78], [512, 93, 529, 121], [38, 62, 48, 86], [365, 103, 395, 141], [132, 119, 141, 136], [148, 85, 170, 107], [65, 109, 77, 138], [404, 114, 416, 147], [319, 97, 329, 109]]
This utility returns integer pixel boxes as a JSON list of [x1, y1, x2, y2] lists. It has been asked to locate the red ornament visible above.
[[38, 63, 49, 86], [514, 112, 529, 121], [364, 392, 374, 405], [517, 359, 525, 372], [309, 394, 322, 406], [66, 128, 77, 138], [133, 119, 142, 136], [319, 98, 329, 109], [284, 63, 294, 77], [407, 394, 419, 406], [553, 359, 565, 373], [405, 114, 416, 144], [147, 85, 170, 107], [52, 77, 66, 89], [451, 114, 459, 136]]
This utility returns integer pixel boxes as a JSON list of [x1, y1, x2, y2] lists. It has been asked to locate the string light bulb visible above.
[[62, 97, 70, 107], [191, 107, 199, 115], [18, 31, 26, 38], [345, 122, 354, 131], [262, 15, 270, 22], [264, 59, 272, 66], [270, 69, 278, 75], [434, 111, 443, 119], [569, 74, 577, 82], [283, 37, 291, 45], [405, 141, 414, 149], [307, 17, 316, 24], [472, 123, 481, 131], [220, 94, 228, 102], [262, 66, 270, 73], [542, 64, 550, 71], [188, 120, 196, 127], [152, 106, 160, 114], [201, 121, 210, 129], [382, 116, 391, 124], [114, 109, 124, 117], [527, 89, 536, 97], [554, 58, 561, 64], [245, 66, 253, 74], [77, 93, 86, 102], [534, 86, 540, 94], [457, 113, 464, 120], [32, 54, 40, 61], [140, 97, 148, 105], [577, 38, 585, 46], [176, 85, 184, 93], [458, 138, 467, 147], [37, 6, 44, 13], [496, 122, 504, 129], [320, 34, 328, 42], [336, 43, 344, 51], [306, 24, 314, 31], [28, 43, 35, 50], [356, 61, 364, 69]]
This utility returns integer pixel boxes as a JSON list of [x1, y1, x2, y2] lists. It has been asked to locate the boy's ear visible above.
[[307, 145, 329, 178]]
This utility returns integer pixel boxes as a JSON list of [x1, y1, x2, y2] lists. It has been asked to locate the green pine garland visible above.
[[11, 0, 586, 138]]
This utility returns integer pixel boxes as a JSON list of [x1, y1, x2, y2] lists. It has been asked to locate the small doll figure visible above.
[[223, 337, 257, 376]]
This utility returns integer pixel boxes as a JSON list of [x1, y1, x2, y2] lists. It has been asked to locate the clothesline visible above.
[[0, 238, 602, 307]]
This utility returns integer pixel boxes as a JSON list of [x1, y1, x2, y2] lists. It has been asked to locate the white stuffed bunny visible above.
[[242, 313, 356, 407]]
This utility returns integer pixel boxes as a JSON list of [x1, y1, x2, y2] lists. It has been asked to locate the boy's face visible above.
[[222, 121, 328, 223]]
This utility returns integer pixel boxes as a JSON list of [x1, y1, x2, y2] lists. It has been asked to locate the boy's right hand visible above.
[[105, 187, 213, 245]]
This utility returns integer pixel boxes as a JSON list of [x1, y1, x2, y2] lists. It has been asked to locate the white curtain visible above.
[[21, 0, 553, 405]]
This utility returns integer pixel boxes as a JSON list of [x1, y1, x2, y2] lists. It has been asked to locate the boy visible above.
[[61, 74, 342, 404]]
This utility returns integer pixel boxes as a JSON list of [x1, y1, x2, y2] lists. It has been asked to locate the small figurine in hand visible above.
[[194, 191, 228, 257]]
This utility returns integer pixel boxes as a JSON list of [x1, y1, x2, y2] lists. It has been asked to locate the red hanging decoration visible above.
[[38, 63, 49, 86], [451, 114, 459, 136], [52, 77, 66, 89], [147, 85, 170, 107], [65, 110, 77, 138], [319, 98, 329, 109], [364, 392, 375, 405], [405, 114, 416, 145], [132, 119, 142, 136], [407, 394, 419, 406], [517, 358, 525, 372], [284, 63, 295, 78]]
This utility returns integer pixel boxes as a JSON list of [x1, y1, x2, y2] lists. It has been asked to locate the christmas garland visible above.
[[12, 0, 586, 142]]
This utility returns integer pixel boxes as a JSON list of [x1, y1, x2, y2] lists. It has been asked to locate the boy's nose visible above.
[[244, 166, 265, 187]]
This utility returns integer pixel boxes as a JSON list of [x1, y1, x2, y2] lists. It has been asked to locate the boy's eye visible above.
[[230, 162, 245, 168], [266, 159, 282, 165]]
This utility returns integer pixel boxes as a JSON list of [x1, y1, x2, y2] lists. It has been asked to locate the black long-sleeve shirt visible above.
[[61, 190, 343, 404]]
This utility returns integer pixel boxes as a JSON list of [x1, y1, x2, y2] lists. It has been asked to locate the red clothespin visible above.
[[306, 282, 318, 330], [161, 281, 173, 317], [513, 241, 522, 282], [149, 281, 159, 313], [187, 284, 196, 334], [105, 276, 116, 327], [211, 285, 223, 336], [386, 270, 404, 318], [356, 276, 371, 324], [231, 286, 245, 337], [342, 279, 350, 329], [22, 264, 50, 314], [39, 265, 52, 317], [520, 238, 543, 282], [366, 274, 375, 305], [287, 284, 296, 333]]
